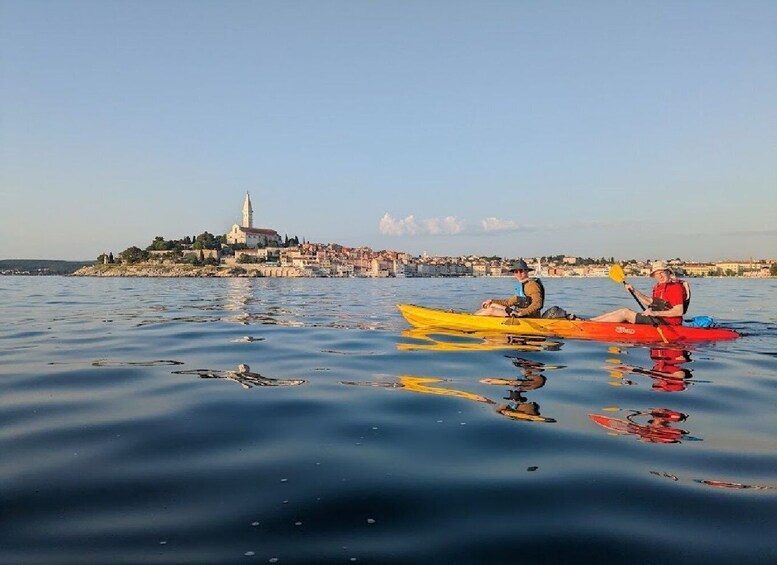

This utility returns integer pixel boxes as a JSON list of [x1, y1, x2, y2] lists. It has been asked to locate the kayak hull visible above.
[[396, 304, 740, 344]]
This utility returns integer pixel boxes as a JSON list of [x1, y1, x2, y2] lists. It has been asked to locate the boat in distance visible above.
[[396, 304, 741, 344]]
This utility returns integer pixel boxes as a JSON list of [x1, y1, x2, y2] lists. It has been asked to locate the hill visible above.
[[0, 259, 94, 275]]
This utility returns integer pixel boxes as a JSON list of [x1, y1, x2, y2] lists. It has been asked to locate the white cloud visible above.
[[481, 217, 520, 232], [380, 213, 531, 236], [379, 213, 419, 236], [423, 216, 464, 235], [380, 213, 465, 236]]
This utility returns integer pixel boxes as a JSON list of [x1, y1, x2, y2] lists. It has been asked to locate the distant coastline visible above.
[[70, 261, 776, 278], [2, 256, 775, 278], [0, 259, 93, 276]]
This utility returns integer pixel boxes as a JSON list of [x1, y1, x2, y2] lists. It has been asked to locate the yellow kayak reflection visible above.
[[342, 356, 562, 423], [398, 327, 563, 352], [397, 376, 493, 404]]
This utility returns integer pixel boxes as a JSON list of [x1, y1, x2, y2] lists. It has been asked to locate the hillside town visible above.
[[64, 193, 776, 278]]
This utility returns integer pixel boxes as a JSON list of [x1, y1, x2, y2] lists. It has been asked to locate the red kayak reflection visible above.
[[609, 347, 694, 392], [589, 408, 697, 444]]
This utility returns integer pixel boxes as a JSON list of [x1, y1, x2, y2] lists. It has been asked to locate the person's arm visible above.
[[645, 303, 684, 318], [511, 281, 542, 317], [625, 283, 652, 308], [644, 284, 684, 318], [489, 295, 518, 308]]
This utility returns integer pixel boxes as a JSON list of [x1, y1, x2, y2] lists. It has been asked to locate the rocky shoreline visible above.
[[71, 264, 298, 277]]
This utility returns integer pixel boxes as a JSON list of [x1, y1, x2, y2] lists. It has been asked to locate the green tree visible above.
[[770, 263, 777, 277], [119, 246, 149, 264], [194, 231, 220, 249], [147, 236, 175, 251]]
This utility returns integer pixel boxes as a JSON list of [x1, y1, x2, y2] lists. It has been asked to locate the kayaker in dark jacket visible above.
[[475, 259, 544, 318]]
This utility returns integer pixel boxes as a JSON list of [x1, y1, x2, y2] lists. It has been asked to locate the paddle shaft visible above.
[[624, 283, 646, 311], [622, 282, 668, 343]]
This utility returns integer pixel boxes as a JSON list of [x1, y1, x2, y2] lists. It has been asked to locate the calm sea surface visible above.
[[1, 276, 776, 564]]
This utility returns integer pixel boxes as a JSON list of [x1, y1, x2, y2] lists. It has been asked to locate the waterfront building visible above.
[[226, 192, 282, 248], [682, 263, 718, 277]]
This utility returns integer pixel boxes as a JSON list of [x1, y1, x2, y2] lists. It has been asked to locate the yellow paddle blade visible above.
[[609, 263, 626, 284]]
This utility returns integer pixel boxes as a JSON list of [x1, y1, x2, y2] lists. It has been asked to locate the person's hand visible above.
[[481, 299, 492, 308], [624, 283, 634, 293]]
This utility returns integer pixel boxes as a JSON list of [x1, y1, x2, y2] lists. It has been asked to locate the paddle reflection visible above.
[[589, 408, 697, 444], [340, 376, 494, 404], [649, 471, 776, 491], [397, 327, 563, 352], [342, 355, 561, 423]]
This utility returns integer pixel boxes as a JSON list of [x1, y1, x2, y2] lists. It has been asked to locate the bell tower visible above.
[[242, 192, 253, 228]]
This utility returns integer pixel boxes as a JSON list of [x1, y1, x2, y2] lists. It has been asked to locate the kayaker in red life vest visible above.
[[474, 259, 545, 318], [591, 261, 690, 326]]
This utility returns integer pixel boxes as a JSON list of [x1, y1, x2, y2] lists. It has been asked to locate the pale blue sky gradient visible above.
[[1, 0, 775, 261]]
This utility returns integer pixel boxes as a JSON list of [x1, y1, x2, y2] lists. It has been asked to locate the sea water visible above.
[[1, 276, 775, 564]]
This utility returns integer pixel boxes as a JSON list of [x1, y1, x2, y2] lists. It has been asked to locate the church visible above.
[[226, 192, 282, 248]]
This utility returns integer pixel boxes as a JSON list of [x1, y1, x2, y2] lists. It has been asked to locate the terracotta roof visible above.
[[238, 227, 279, 235]]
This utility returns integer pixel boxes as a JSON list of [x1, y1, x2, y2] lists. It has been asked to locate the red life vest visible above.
[[651, 279, 690, 325]]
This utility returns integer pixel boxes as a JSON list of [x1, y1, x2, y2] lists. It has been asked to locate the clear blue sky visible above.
[[1, 0, 775, 261]]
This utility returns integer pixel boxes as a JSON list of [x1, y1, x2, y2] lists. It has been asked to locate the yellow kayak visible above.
[[396, 304, 741, 343], [397, 303, 551, 334]]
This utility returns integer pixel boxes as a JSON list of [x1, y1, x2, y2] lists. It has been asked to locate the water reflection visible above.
[[92, 359, 184, 367], [693, 479, 775, 490], [481, 356, 562, 423], [649, 471, 776, 491], [225, 277, 253, 312], [607, 347, 694, 392], [340, 376, 493, 404], [343, 355, 560, 423], [592, 346, 701, 442], [397, 327, 562, 352], [172, 363, 306, 389], [230, 335, 266, 342], [589, 408, 697, 443]]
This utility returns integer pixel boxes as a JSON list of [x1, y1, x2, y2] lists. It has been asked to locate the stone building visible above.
[[226, 192, 282, 248]]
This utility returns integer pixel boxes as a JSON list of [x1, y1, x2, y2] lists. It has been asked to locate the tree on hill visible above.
[[119, 246, 149, 264], [146, 236, 178, 251], [192, 232, 221, 250]]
